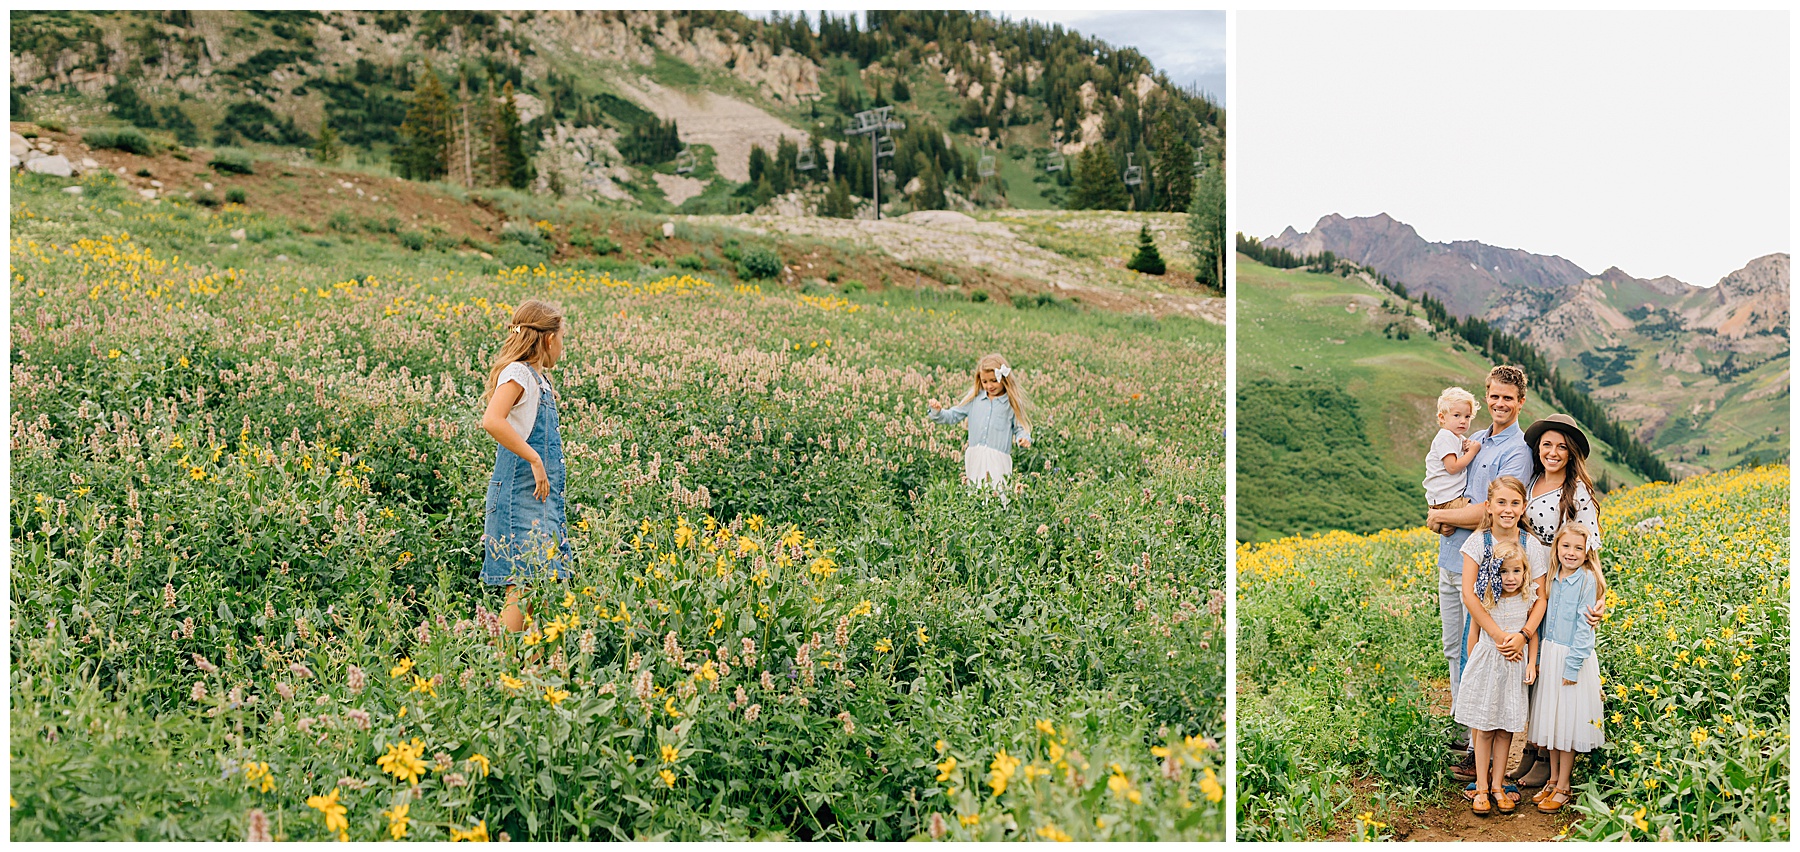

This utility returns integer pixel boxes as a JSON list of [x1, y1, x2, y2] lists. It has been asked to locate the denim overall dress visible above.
[[481, 366, 571, 585]]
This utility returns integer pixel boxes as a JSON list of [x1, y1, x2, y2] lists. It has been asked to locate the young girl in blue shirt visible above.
[[1526, 521, 1608, 813], [926, 353, 1032, 491]]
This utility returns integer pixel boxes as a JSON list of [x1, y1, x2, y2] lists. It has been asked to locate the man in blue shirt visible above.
[[1427, 365, 1532, 774]]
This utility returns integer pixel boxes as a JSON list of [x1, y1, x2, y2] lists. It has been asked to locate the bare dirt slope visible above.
[[614, 78, 819, 184]]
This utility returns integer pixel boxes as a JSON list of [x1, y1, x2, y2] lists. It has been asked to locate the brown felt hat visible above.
[[1524, 413, 1591, 460]]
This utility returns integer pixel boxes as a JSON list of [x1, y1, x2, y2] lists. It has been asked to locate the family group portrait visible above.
[[1234, 9, 1789, 843], [9, 8, 1228, 842]]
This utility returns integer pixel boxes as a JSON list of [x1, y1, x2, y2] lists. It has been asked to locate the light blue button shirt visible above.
[[1438, 421, 1530, 574], [928, 390, 1030, 453], [1542, 568, 1599, 680]]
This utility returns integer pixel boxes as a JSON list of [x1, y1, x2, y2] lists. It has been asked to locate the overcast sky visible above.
[[1237, 11, 1788, 287], [1011, 10, 1226, 105]]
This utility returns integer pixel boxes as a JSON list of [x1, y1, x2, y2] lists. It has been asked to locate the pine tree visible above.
[[892, 75, 911, 102], [1069, 142, 1128, 210], [314, 122, 341, 165], [395, 70, 453, 181], [493, 81, 533, 190], [1187, 150, 1225, 292], [1126, 224, 1166, 275], [1153, 115, 1195, 212]]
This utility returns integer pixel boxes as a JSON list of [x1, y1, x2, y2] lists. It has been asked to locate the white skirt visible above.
[[1454, 638, 1531, 733], [964, 445, 1013, 489], [1529, 641, 1607, 753]]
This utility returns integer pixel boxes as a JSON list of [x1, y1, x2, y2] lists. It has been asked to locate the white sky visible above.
[[1237, 11, 1789, 287]]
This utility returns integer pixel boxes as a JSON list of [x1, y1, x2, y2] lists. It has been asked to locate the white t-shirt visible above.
[[1458, 529, 1549, 580], [1423, 428, 1469, 504], [495, 362, 550, 442]]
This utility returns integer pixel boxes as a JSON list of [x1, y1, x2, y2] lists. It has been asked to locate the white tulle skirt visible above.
[[964, 445, 1013, 489], [1528, 641, 1608, 753]]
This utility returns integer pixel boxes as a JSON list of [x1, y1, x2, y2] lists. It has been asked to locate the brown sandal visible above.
[[1471, 789, 1493, 816], [1536, 785, 1571, 813], [1532, 784, 1555, 804], [1494, 787, 1516, 813]]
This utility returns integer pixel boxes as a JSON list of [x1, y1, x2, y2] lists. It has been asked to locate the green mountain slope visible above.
[[1236, 255, 1645, 543]]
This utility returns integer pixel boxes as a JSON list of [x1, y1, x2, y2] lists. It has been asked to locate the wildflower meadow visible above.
[[8, 167, 1225, 840], [1236, 465, 1790, 841]]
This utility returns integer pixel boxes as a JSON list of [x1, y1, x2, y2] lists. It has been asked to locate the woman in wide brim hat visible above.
[[1506, 412, 1603, 792]]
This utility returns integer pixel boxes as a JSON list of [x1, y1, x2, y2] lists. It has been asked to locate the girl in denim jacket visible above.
[[927, 353, 1032, 491], [1526, 522, 1608, 813]]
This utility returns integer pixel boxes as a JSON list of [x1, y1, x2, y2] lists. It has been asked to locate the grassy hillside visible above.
[[1237, 466, 1790, 841], [8, 161, 1225, 840], [1236, 255, 1646, 543]]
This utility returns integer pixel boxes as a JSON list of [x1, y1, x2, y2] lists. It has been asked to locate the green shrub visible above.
[[842, 278, 867, 294], [84, 127, 155, 155], [207, 148, 255, 175], [676, 253, 704, 270], [35, 118, 65, 133], [328, 210, 354, 232], [224, 188, 247, 205], [569, 230, 620, 254], [735, 245, 782, 280], [500, 222, 548, 249], [193, 190, 220, 208], [970, 289, 988, 302], [398, 229, 428, 251]]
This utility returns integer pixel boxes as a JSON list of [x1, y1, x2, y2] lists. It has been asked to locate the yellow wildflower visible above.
[[384, 803, 410, 840], [305, 787, 350, 841]]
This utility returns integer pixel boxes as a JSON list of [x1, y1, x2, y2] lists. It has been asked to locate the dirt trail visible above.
[[1398, 678, 1577, 841]]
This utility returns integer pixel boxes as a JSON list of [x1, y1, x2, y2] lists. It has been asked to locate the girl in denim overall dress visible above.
[[478, 300, 571, 633]]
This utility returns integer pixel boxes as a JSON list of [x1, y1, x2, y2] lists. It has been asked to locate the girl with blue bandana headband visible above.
[[1453, 535, 1538, 816], [1450, 475, 1550, 813]]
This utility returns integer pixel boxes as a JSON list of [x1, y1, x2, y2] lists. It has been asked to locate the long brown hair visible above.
[[954, 353, 1031, 429], [482, 300, 564, 404], [1531, 426, 1602, 525]]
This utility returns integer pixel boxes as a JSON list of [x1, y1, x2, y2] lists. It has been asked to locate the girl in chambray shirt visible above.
[[1525, 521, 1608, 814], [927, 353, 1032, 491]]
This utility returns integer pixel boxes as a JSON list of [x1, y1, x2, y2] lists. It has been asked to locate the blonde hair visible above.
[[955, 353, 1031, 429], [1436, 386, 1478, 418], [1550, 522, 1608, 603], [1480, 539, 1532, 610], [482, 300, 564, 404]]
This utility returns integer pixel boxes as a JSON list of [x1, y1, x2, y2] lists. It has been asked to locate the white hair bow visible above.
[[996, 365, 1012, 379]]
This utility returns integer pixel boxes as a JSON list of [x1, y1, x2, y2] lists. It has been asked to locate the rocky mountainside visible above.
[[10, 10, 1221, 218], [1265, 213, 1589, 317]]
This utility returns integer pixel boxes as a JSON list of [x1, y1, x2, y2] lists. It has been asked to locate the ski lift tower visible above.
[[848, 106, 904, 220], [1045, 151, 1065, 173], [977, 141, 996, 179], [674, 146, 696, 175], [1123, 152, 1142, 187]]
